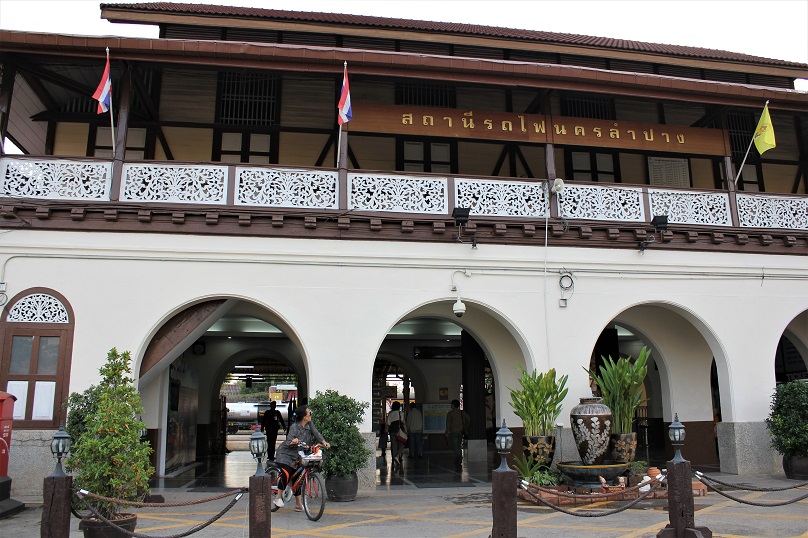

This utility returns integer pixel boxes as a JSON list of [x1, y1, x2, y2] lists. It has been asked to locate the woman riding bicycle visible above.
[[273, 404, 330, 511]]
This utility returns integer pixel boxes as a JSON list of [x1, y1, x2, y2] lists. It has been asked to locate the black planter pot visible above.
[[79, 514, 137, 538], [325, 472, 359, 502], [522, 435, 556, 467], [783, 455, 808, 480]]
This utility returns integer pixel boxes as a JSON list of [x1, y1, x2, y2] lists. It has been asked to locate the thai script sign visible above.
[[347, 104, 730, 156]]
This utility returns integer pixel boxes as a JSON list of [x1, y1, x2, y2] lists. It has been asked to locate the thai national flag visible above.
[[337, 63, 352, 125], [92, 54, 112, 114]]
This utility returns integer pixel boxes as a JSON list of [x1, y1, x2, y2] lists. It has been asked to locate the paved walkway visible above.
[[2, 445, 806, 537]]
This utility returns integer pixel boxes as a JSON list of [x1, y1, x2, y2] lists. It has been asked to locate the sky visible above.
[[0, 0, 805, 80]]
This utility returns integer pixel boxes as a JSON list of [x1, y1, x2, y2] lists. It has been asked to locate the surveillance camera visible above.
[[453, 299, 466, 318]]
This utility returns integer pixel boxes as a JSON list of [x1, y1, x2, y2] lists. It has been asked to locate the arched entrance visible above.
[[777, 311, 808, 384]]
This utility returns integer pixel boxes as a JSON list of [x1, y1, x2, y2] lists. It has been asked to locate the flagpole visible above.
[[734, 100, 768, 185], [106, 47, 116, 155], [336, 61, 347, 169]]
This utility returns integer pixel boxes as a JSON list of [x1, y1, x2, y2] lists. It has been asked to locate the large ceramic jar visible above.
[[570, 397, 612, 465]]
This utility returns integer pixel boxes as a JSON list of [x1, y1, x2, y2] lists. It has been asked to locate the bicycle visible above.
[[266, 442, 327, 521]]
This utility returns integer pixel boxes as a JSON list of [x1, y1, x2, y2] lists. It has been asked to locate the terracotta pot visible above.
[[79, 513, 137, 538], [783, 456, 808, 480], [570, 397, 612, 465], [522, 435, 556, 467], [647, 466, 661, 479], [608, 432, 637, 463]]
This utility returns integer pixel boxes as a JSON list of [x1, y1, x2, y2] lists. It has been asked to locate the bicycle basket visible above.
[[299, 449, 323, 467]]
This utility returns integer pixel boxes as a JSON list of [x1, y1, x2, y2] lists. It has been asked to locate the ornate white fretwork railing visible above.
[[456, 178, 548, 218], [736, 194, 808, 229], [1, 157, 807, 231], [236, 168, 338, 209], [348, 173, 447, 213], [649, 189, 732, 226], [0, 157, 111, 200], [121, 163, 229, 204], [556, 184, 645, 222]]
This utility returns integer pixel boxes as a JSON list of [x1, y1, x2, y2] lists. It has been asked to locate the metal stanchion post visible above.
[[491, 421, 517, 538], [657, 415, 712, 538]]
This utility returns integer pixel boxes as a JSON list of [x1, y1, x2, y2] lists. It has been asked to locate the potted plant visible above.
[[65, 348, 154, 537], [586, 347, 649, 463], [508, 366, 568, 467], [308, 389, 372, 501], [765, 380, 808, 480]]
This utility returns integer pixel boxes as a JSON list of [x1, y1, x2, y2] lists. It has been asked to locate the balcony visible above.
[[0, 156, 806, 252]]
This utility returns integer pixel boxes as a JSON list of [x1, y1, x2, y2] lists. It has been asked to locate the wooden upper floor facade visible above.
[[0, 3, 806, 254]]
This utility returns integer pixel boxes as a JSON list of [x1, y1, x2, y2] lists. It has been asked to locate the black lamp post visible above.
[[494, 420, 514, 471], [249, 428, 268, 476], [49, 424, 72, 477], [669, 413, 685, 463]]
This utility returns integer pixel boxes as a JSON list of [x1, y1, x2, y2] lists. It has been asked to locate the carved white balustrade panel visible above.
[[236, 168, 338, 209], [557, 185, 645, 222], [737, 194, 808, 230], [349, 173, 447, 213], [0, 157, 111, 200], [649, 189, 732, 226], [121, 163, 228, 204], [455, 179, 548, 217], [7, 294, 69, 323]]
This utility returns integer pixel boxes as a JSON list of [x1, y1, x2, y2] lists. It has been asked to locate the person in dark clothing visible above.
[[261, 401, 286, 461]]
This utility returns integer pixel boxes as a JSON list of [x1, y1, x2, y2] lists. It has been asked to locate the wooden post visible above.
[[656, 459, 712, 538], [491, 464, 517, 538], [249, 474, 272, 538], [41, 475, 72, 538]]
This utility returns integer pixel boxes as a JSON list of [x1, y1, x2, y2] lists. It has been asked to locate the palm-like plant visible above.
[[508, 366, 568, 437], [586, 347, 650, 434]]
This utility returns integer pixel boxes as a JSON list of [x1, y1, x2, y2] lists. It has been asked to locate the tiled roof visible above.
[[101, 2, 807, 69]]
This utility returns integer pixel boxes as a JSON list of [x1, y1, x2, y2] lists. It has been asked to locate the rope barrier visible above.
[[518, 478, 665, 516], [694, 476, 808, 507], [695, 471, 808, 491], [74, 489, 244, 538], [77, 488, 246, 507]]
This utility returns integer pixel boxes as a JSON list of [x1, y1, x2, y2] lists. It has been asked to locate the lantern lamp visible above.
[[50, 424, 72, 477], [668, 413, 686, 463], [249, 428, 268, 476], [494, 420, 514, 471]]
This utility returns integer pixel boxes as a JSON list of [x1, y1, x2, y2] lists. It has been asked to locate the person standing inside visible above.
[[261, 401, 286, 461], [445, 399, 470, 466], [407, 403, 424, 458], [387, 402, 405, 468]]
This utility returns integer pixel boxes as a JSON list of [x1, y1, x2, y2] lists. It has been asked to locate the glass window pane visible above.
[[431, 164, 451, 174], [10, 336, 33, 374], [404, 141, 424, 161], [431, 143, 450, 162], [32, 381, 56, 420], [250, 134, 271, 152], [97, 127, 112, 145], [404, 163, 424, 172], [220, 154, 242, 164], [127, 128, 147, 147], [221, 132, 242, 152], [573, 171, 592, 181], [248, 155, 270, 165], [596, 153, 614, 172], [94, 149, 114, 159], [572, 152, 590, 171], [37, 336, 60, 375], [6, 380, 28, 420]]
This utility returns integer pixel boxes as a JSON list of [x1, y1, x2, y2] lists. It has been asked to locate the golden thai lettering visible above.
[[422, 115, 434, 126], [518, 115, 527, 132], [574, 126, 585, 136], [462, 111, 475, 129], [593, 127, 602, 138], [627, 129, 636, 140], [502, 121, 513, 131], [676, 134, 685, 144], [443, 117, 453, 127], [534, 121, 546, 134], [644, 129, 654, 141], [661, 133, 670, 142], [402, 113, 413, 125], [554, 124, 567, 135], [609, 128, 620, 139], [484, 119, 494, 130]]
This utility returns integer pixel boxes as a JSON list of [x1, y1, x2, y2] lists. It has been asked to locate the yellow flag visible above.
[[753, 104, 776, 154]]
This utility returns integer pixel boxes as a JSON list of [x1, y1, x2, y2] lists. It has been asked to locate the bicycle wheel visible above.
[[266, 465, 282, 512], [302, 472, 326, 521]]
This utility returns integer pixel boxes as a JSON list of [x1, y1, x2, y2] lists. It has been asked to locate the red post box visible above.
[[0, 391, 16, 478]]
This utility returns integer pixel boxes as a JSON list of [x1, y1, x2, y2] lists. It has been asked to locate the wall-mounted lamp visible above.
[[651, 215, 668, 232], [452, 207, 471, 242]]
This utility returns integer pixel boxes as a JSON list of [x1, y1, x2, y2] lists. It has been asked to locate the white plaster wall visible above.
[[1, 228, 807, 476]]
